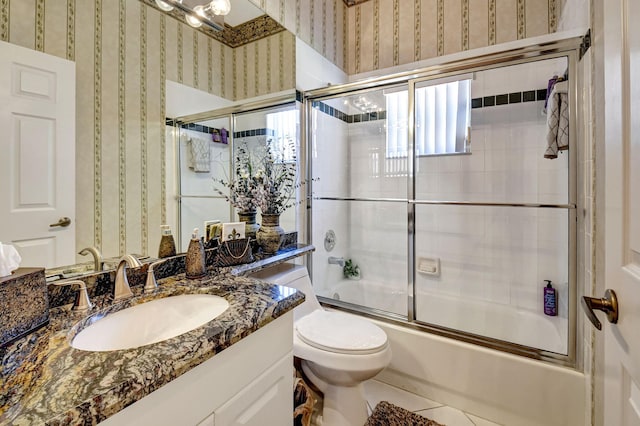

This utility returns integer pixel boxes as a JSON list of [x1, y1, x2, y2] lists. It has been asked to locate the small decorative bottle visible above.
[[543, 280, 557, 316], [185, 228, 206, 279], [158, 225, 177, 258]]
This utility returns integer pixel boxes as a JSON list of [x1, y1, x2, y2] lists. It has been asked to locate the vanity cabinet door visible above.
[[214, 354, 293, 426]]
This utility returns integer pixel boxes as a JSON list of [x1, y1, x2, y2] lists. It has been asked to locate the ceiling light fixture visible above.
[[153, 0, 226, 31], [154, 0, 180, 12], [185, 5, 205, 27], [209, 0, 231, 16]]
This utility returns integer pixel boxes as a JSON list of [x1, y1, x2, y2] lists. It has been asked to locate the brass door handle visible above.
[[581, 289, 619, 330], [50, 217, 72, 228]]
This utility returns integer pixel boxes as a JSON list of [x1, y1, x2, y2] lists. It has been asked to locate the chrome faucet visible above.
[[328, 256, 345, 267], [78, 246, 104, 272], [144, 259, 166, 293], [114, 254, 142, 301]]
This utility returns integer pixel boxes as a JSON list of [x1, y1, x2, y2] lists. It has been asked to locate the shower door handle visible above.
[[581, 289, 619, 330]]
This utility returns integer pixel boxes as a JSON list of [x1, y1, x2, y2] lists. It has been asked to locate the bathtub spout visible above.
[[328, 256, 345, 267]]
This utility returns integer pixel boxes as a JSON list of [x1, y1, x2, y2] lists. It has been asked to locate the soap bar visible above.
[[0, 268, 49, 347]]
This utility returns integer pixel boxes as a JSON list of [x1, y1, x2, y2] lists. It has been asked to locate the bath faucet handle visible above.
[[53, 280, 94, 312], [114, 254, 142, 301], [144, 259, 166, 293]]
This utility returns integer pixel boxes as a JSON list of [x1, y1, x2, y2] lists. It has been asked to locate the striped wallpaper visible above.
[[247, 0, 348, 70], [0, 0, 295, 262], [349, 0, 556, 74], [254, 0, 556, 75]]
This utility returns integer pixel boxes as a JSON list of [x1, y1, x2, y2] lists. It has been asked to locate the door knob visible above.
[[581, 289, 619, 330], [50, 217, 72, 228]]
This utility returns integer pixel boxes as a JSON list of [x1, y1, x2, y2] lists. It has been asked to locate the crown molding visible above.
[[213, 14, 287, 47]]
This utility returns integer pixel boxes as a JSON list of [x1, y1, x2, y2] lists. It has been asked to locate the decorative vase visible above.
[[238, 211, 260, 240], [256, 213, 284, 254]]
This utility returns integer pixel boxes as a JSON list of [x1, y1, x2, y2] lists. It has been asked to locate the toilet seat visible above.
[[295, 310, 388, 355]]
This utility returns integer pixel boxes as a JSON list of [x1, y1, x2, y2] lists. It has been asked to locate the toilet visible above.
[[251, 263, 391, 426]]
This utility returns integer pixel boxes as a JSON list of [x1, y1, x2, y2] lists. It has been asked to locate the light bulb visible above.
[[198, 3, 215, 19], [155, 0, 181, 12], [185, 5, 204, 27], [209, 0, 231, 16]]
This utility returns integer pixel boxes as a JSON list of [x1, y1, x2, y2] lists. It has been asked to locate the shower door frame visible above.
[[305, 36, 584, 367]]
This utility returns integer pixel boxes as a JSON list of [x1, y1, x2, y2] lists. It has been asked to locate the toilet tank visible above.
[[250, 263, 321, 320]]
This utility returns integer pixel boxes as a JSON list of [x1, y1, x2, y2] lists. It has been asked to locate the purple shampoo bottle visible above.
[[543, 280, 557, 316]]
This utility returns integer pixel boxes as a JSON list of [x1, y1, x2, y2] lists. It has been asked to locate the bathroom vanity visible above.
[[0, 245, 313, 425], [101, 310, 294, 426]]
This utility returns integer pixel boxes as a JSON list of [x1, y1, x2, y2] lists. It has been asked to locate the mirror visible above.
[[174, 114, 233, 251], [29, 0, 300, 279], [172, 100, 303, 252]]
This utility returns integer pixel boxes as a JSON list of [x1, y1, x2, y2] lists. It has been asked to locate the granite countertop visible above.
[[0, 251, 310, 425]]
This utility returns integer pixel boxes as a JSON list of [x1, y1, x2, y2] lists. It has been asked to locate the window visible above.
[[266, 109, 298, 163], [386, 78, 471, 157]]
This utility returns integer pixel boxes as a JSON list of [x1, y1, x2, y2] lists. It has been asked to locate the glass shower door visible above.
[[412, 57, 572, 354], [310, 85, 409, 317]]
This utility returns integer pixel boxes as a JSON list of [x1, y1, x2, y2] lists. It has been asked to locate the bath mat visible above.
[[365, 401, 445, 426]]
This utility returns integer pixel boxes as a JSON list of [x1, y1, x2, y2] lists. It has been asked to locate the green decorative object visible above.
[[256, 213, 284, 254], [343, 259, 361, 280], [238, 211, 259, 240]]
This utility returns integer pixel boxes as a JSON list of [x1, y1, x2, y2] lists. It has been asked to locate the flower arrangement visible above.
[[213, 142, 259, 213], [214, 138, 306, 215], [252, 139, 300, 215]]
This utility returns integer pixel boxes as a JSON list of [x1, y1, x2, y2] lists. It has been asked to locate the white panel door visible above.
[[0, 40, 75, 268], [599, 0, 640, 424]]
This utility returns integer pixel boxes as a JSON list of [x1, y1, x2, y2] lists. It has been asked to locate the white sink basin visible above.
[[71, 294, 230, 352]]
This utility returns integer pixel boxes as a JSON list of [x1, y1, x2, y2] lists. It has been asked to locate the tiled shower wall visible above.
[[0, 0, 295, 261]]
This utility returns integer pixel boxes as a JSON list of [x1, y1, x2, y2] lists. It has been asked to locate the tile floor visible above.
[[363, 380, 502, 426]]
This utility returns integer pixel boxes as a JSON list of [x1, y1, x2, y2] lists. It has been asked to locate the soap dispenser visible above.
[[158, 225, 177, 258], [185, 228, 206, 279], [543, 280, 557, 316]]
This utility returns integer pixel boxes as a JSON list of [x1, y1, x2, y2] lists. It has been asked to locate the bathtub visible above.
[[329, 280, 567, 354], [325, 280, 584, 426]]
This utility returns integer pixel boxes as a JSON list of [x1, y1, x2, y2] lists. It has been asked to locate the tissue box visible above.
[[0, 268, 49, 347]]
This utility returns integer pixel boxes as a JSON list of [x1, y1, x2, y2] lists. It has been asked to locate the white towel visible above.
[[187, 136, 211, 173], [544, 80, 569, 159], [0, 242, 21, 277]]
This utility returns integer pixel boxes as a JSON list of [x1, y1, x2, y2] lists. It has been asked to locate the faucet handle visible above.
[[53, 280, 94, 311], [114, 254, 141, 301], [144, 260, 165, 293]]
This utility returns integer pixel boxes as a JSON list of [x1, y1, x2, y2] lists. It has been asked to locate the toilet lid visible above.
[[295, 310, 388, 355]]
